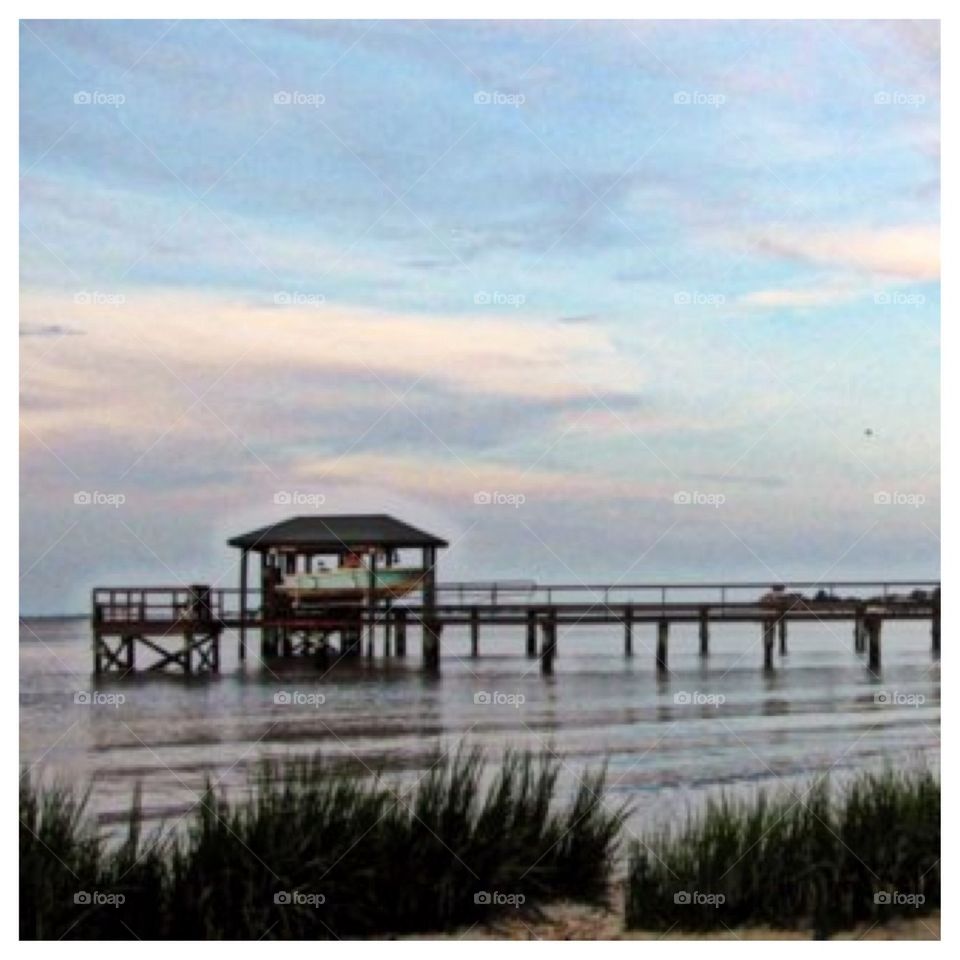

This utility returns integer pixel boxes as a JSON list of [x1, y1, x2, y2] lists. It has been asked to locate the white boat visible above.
[[277, 566, 424, 602]]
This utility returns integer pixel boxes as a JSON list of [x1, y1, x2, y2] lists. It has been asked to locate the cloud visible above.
[[749, 224, 939, 282], [738, 287, 861, 309]]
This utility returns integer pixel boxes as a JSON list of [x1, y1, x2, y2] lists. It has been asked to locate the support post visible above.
[[854, 606, 866, 653], [395, 608, 407, 657], [763, 619, 775, 670], [366, 550, 378, 658], [699, 607, 709, 657], [656, 620, 668, 674], [239, 548, 248, 663], [867, 615, 882, 672], [624, 605, 633, 657], [421, 546, 439, 671], [932, 610, 940, 657], [125, 634, 135, 672], [526, 610, 538, 657], [778, 616, 787, 656], [470, 606, 479, 657], [540, 609, 557, 674]]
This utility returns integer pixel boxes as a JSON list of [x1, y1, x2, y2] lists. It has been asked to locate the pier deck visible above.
[[91, 580, 940, 675]]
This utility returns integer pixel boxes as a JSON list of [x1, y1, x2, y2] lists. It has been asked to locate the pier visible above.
[[91, 514, 940, 676]]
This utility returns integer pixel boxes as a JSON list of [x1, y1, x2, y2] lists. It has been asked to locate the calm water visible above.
[[20, 617, 940, 835]]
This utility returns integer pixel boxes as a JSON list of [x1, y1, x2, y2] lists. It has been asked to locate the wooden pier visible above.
[[90, 513, 939, 676]]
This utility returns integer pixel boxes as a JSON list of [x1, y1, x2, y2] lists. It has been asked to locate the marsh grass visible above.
[[625, 769, 939, 936], [21, 749, 627, 939]]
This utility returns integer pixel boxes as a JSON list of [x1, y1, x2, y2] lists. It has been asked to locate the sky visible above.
[[20, 20, 940, 613]]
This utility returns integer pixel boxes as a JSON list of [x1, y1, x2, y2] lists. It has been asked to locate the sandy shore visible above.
[[411, 896, 940, 941]]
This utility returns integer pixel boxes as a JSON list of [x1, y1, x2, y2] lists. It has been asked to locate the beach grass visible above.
[[20, 749, 627, 939], [625, 768, 940, 937]]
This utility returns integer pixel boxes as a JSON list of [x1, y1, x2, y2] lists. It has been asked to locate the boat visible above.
[[277, 566, 424, 603]]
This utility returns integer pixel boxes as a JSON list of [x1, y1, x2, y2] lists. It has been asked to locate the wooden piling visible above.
[[763, 619, 775, 670], [540, 610, 557, 674], [656, 620, 668, 674], [699, 607, 709, 657], [423, 620, 441, 672], [395, 609, 407, 657], [526, 610, 537, 658], [624, 604, 633, 657], [854, 606, 866, 653], [778, 616, 787, 655], [932, 610, 940, 657], [866, 615, 882, 672], [470, 606, 480, 657]]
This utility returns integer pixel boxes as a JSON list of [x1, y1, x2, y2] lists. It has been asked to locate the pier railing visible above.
[[92, 579, 939, 626]]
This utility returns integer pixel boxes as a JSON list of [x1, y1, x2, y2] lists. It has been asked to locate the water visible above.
[[20, 617, 940, 836]]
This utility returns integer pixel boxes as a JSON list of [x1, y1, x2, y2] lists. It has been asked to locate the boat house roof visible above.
[[227, 514, 448, 552]]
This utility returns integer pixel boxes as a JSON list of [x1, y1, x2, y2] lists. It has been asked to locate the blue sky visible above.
[[20, 20, 939, 612]]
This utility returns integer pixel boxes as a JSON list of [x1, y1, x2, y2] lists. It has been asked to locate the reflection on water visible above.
[[20, 618, 940, 833]]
